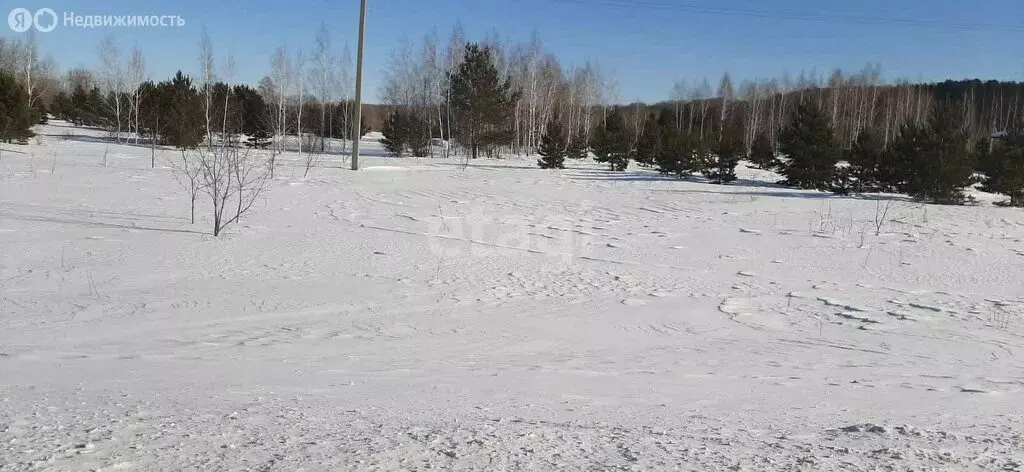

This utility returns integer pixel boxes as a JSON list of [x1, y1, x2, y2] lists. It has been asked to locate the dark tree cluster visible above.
[[592, 112, 632, 171], [0, 70, 38, 143], [379, 111, 430, 157], [979, 136, 1024, 206], [50, 84, 109, 128], [621, 109, 745, 183], [771, 100, 989, 205]]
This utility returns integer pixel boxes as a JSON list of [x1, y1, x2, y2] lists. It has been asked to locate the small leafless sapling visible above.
[[170, 149, 203, 224], [874, 199, 894, 236], [301, 134, 321, 178], [192, 143, 271, 236]]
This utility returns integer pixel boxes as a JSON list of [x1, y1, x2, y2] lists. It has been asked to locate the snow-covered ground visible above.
[[2, 121, 1023, 471]]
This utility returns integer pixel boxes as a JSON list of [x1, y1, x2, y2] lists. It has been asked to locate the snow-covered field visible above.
[[2, 121, 1023, 471]]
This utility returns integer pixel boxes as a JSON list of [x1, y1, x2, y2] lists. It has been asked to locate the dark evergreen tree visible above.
[[592, 112, 631, 171], [748, 131, 776, 169], [449, 43, 518, 159], [566, 133, 589, 160], [0, 71, 36, 144], [704, 117, 743, 184], [975, 138, 998, 177], [656, 128, 698, 178], [86, 87, 108, 126], [831, 166, 853, 195], [778, 103, 839, 190], [848, 128, 886, 192], [233, 85, 271, 148], [980, 136, 1024, 206], [634, 115, 660, 167], [34, 102, 48, 124], [161, 71, 203, 149], [137, 81, 164, 144], [892, 101, 976, 204], [67, 85, 90, 125], [537, 118, 567, 169], [406, 113, 431, 157], [380, 111, 407, 157], [877, 123, 921, 192], [51, 91, 72, 122], [209, 82, 238, 136]]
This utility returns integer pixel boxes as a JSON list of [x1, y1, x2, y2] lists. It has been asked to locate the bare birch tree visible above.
[[199, 29, 216, 145], [311, 22, 334, 153], [99, 35, 126, 141], [127, 47, 147, 145]]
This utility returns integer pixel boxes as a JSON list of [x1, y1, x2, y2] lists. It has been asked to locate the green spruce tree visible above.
[[566, 131, 588, 160], [379, 111, 407, 157], [634, 116, 660, 167], [656, 128, 698, 178], [748, 131, 777, 169], [162, 72, 203, 149], [704, 116, 743, 184], [893, 101, 976, 204], [980, 135, 1024, 206], [592, 112, 631, 171], [449, 44, 518, 159], [848, 128, 886, 192], [778, 103, 839, 190], [537, 118, 568, 169], [406, 113, 430, 157], [0, 71, 36, 144]]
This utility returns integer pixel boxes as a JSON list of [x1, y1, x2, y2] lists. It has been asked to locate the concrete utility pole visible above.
[[351, 0, 367, 171]]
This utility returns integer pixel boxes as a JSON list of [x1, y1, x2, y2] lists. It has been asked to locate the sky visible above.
[[6, 0, 1023, 103]]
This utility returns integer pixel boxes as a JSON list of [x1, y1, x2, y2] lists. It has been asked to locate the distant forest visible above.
[[1, 27, 1022, 207]]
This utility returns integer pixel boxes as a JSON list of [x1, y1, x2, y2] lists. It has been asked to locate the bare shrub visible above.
[[874, 199, 894, 236], [169, 150, 203, 224], [191, 144, 271, 236], [301, 133, 321, 178]]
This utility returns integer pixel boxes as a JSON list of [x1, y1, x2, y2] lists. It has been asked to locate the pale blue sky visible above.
[[7, 0, 1023, 103]]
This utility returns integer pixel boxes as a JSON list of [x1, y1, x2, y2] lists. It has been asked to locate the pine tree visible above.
[[566, 133, 588, 160], [878, 123, 921, 192], [234, 85, 272, 149], [704, 117, 743, 184], [51, 91, 72, 122], [893, 101, 976, 204], [34, 102, 48, 125], [778, 103, 839, 190], [831, 166, 854, 195], [162, 72, 203, 149], [634, 116, 660, 167], [379, 111, 406, 157], [0, 71, 36, 144], [592, 112, 631, 171], [656, 128, 698, 178], [537, 118, 567, 169], [748, 131, 776, 169], [848, 128, 886, 192], [406, 113, 430, 157], [87, 87, 109, 127], [68, 85, 90, 125], [449, 43, 518, 159], [980, 136, 1024, 206]]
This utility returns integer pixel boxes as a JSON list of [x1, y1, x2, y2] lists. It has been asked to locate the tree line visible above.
[[2, 26, 1022, 209], [374, 27, 1022, 206]]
